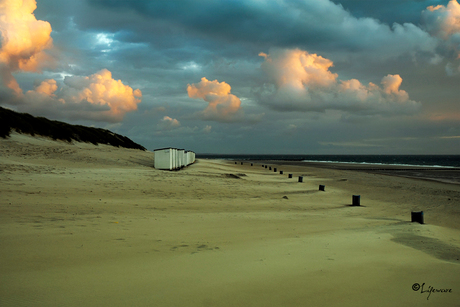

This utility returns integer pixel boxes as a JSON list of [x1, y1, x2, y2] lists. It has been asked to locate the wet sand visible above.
[[254, 160, 460, 185], [1, 133, 459, 306]]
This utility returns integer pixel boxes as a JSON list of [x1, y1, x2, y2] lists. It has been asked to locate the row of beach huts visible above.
[[153, 148, 196, 170]]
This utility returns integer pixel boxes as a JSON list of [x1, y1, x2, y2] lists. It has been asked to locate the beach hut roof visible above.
[[154, 147, 176, 151]]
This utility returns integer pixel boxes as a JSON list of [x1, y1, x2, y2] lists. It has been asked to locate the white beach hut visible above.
[[154, 147, 174, 170], [174, 148, 179, 169], [153, 148, 195, 170], [171, 148, 177, 170], [189, 151, 195, 164], [174, 148, 179, 170], [178, 149, 185, 168], [184, 151, 189, 166]]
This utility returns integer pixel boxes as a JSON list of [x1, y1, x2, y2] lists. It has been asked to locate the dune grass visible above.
[[0, 106, 145, 150]]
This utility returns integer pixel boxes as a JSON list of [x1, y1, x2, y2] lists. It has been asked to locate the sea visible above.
[[195, 154, 460, 168]]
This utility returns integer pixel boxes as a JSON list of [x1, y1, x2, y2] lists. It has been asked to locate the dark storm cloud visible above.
[[331, 0, 444, 25], [85, 0, 436, 57]]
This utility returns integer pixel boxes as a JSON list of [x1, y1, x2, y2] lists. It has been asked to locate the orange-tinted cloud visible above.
[[259, 49, 337, 90], [34, 79, 58, 96], [422, 0, 460, 64], [187, 77, 243, 122], [425, 0, 460, 38], [0, 1, 141, 122], [0, 0, 54, 94], [257, 48, 420, 115], [61, 69, 142, 117], [380, 74, 409, 102], [23, 69, 142, 122], [157, 116, 181, 130]]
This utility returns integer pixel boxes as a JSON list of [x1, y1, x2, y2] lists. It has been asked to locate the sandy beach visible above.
[[1, 133, 459, 307]]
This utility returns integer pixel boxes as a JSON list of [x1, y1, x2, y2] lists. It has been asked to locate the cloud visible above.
[[0, 1, 142, 123], [422, 0, 460, 68], [259, 49, 337, 91], [33, 78, 58, 96], [79, 0, 437, 67], [423, 0, 460, 39], [19, 69, 142, 122], [333, 0, 437, 26], [203, 125, 212, 133], [0, 0, 54, 94], [256, 48, 420, 115], [157, 115, 181, 130], [429, 112, 460, 121], [446, 61, 460, 75], [187, 77, 243, 122]]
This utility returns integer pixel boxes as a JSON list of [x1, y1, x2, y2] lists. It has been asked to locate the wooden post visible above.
[[352, 195, 360, 206], [411, 211, 424, 224]]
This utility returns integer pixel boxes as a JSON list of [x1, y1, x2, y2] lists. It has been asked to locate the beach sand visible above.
[[1, 133, 459, 306]]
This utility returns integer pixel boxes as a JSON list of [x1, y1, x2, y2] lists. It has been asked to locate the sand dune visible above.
[[1, 133, 459, 306]]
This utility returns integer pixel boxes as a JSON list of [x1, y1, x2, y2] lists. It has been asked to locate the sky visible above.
[[1, 0, 459, 154]]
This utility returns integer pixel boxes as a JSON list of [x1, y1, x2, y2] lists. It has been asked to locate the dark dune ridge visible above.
[[0, 106, 145, 150]]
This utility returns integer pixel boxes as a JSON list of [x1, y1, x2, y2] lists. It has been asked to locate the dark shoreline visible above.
[[242, 160, 460, 185]]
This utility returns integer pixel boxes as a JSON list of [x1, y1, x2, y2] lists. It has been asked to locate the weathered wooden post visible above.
[[352, 195, 360, 206], [411, 211, 424, 224]]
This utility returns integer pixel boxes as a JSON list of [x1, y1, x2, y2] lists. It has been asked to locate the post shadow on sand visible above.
[[344, 204, 367, 207], [277, 189, 323, 195], [391, 233, 460, 263], [343, 195, 365, 207]]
